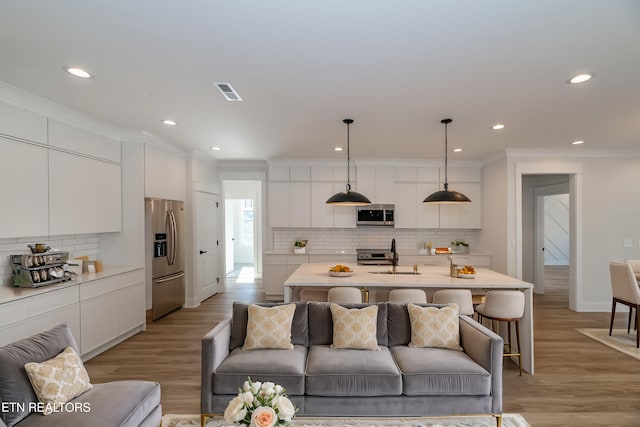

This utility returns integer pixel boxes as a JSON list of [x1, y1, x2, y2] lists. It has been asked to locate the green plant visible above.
[[451, 240, 469, 247], [294, 240, 307, 248]]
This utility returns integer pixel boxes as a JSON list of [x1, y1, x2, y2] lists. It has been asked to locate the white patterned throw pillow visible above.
[[330, 304, 379, 350], [407, 303, 463, 351], [243, 304, 296, 350], [24, 347, 93, 415]]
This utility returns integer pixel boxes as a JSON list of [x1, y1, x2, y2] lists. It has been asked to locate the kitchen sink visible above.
[[368, 271, 422, 275]]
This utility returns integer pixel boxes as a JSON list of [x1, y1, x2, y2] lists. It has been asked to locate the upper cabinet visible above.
[[0, 101, 47, 144], [144, 145, 186, 201], [0, 137, 49, 238], [438, 167, 483, 229], [48, 119, 121, 162]]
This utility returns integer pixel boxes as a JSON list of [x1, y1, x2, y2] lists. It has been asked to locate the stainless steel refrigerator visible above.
[[147, 198, 185, 320]]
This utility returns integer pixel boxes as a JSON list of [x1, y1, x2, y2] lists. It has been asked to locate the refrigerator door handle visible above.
[[165, 210, 172, 266], [169, 210, 178, 266], [154, 272, 185, 283]]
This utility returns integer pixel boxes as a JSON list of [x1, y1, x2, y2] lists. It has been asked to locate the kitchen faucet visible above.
[[391, 238, 399, 274]]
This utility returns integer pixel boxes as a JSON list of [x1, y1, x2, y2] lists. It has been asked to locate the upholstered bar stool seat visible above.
[[327, 287, 363, 303], [388, 289, 427, 304], [432, 289, 474, 316], [300, 288, 329, 302], [476, 290, 525, 375]]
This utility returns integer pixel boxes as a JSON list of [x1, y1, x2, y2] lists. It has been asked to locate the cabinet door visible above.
[[311, 182, 334, 227], [0, 138, 49, 238], [49, 151, 122, 235], [166, 153, 186, 201], [439, 183, 482, 228], [268, 182, 290, 227], [144, 145, 167, 199], [81, 292, 117, 354], [263, 262, 288, 296], [393, 183, 417, 228], [289, 182, 310, 227], [116, 283, 145, 335], [355, 166, 376, 202], [417, 182, 441, 228], [48, 119, 121, 162], [375, 167, 395, 204], [0, 101, 47, 144]]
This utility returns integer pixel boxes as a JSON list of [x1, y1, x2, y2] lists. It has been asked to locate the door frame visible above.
[[515, 162, 583, 311]]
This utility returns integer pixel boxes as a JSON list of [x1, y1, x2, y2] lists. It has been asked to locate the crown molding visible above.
[[505, 148, 640, 159]]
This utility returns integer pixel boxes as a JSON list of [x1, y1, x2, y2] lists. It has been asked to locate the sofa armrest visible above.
[[459, 316, 503, 414], [201, 318, 232, 414]]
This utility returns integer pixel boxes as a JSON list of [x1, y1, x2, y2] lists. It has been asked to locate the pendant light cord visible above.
[[442, 118, 452, 192], [344, 118, 353, 192]]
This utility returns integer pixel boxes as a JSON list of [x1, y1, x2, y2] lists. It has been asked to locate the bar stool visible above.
[[388, 289, 427, 303], [432, 289, 475, 316], [327, 287, 363, 303], [476, 290, 525, 376]]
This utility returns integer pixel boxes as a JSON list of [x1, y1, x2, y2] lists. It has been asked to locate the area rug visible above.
[[577, 328, 640, 360], [162, 413, 530, 427]]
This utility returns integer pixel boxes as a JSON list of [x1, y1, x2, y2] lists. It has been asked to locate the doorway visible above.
[[223, 181, 263, 286]]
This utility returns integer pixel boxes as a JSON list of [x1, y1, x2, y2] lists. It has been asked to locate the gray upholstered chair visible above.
[[388, 289, 427, 303], [327, 287, 363, 303], [609, 261, 640, 346], [432, 289, 475, 316], [476, 290, 525, 375]]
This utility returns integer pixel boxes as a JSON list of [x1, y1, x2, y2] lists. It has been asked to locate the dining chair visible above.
[[609, 261, 640, 346], [432, 289, 474, 316], [476, 290, 525, 375], [388, 289, 427, 304], [327, 287, 364, 303]]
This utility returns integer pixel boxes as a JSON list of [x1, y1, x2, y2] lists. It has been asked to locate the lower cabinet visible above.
[[263, 255, 308, 299]]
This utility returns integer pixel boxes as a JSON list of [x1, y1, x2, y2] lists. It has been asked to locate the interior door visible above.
[[196, 191, 219, 301]]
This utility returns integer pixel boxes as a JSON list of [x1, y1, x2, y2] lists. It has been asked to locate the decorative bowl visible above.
[[457, 273, 476, 279], [328, 271, 353, 277]]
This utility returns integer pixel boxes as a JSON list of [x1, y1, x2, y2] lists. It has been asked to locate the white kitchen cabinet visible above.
[[115, 270, 145, 335], [48, 119, 121, 162], [355, 166, 394, 204], [0, 100, 47, 144], [49, 150, 122, 235], [144, 144, 186, 201], [268, 182, 290, 227], [289, 182, 311, 227], [439, 182, 482, 228], [311, 182, 335, 227], [417, 182, 441, 228], [393, 183, 418, 228], [332, 182, 357, 228], [355, 166, 376, 203], [0, 137, 49, 238], [263, 255, 308, 298]]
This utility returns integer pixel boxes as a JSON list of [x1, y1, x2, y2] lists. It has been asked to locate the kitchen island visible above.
[[285, 262, 535, 373]]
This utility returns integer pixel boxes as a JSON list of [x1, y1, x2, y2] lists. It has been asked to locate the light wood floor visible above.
[[84, 267, 640, 426]]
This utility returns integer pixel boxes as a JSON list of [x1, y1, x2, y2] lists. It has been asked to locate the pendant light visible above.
[[423, 118, 471, 204], [326, 119, 371, 205]]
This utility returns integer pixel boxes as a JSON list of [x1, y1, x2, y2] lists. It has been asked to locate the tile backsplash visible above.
[[273, 228, 477, 252], [0, 234, 100, 286]]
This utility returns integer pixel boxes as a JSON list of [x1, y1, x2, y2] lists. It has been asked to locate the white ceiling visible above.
[[0, 0, 639, 161]]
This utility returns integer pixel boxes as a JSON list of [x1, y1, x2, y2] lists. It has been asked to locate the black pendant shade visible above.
[[423, 118, 471, 204], [326, 119, 371, 206]]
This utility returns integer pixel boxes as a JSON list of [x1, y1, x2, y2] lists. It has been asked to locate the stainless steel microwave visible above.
[[356, 204, 394, 226]]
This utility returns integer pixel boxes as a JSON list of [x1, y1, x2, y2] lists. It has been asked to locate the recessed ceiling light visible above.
[[453, 148, 463, 152], [64, 67, 92, 79], [334, 147, 343, 152], [568, 73, 594, 84], [491, 124, 505, 130], [211, 146, 221, 151], [162, 120, 177, 126], [572, 140, 584, 145]]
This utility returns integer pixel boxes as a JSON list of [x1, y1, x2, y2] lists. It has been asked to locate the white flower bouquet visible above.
[[224, 378, 298, 427]]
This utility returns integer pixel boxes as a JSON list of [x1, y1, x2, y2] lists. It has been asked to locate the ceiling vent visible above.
[[215, 83, 242, 101]]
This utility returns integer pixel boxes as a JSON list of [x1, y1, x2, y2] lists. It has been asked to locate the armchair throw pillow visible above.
[[407, 303, 463, 351], [243, 303, 296, 350]]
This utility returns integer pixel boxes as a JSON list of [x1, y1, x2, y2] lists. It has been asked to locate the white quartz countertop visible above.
[[0, 265, 143, 305], [285, 263, 531, 290], [264, 250, 490, 256]]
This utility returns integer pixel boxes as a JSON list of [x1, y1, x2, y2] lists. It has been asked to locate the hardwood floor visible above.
[[84, 268, 640, 426]]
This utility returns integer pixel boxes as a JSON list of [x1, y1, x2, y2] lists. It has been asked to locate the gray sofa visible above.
[[202, 302, 503, 425], [0, 324, 161, 427]]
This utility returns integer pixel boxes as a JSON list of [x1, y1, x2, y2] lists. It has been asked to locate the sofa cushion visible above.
[[308, 302, 388, 346], [390, 346, 491, 396], [243, 304, 296, 350], [230, 302, 308, 350], [329, 304, 379, 350], [407, 303, 462, 351], [0, 324, 77, 427], [213, 345, 307, 395], [13, 380, 161, 427], [306, 345, 402, 396], [24, 347, 93, 415]]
